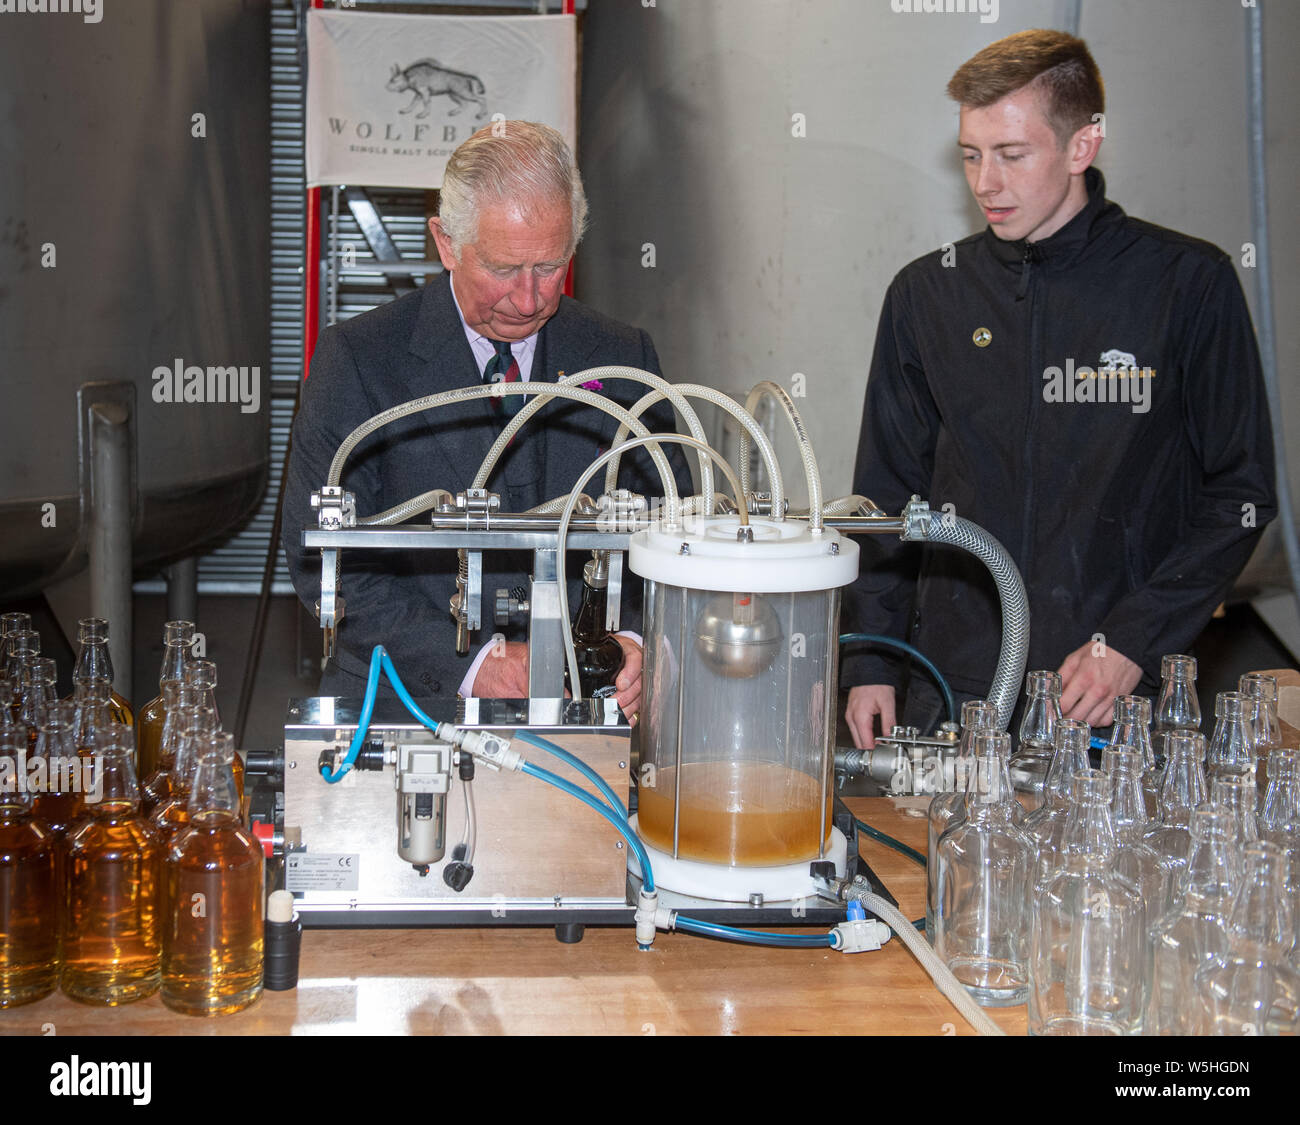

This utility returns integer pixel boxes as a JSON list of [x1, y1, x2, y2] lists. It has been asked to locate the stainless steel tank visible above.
[[0, 0, 271, 598]]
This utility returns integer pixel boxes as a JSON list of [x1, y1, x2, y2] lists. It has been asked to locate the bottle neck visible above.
[[1160, 750, 1207, 823], [573, 579, 609, 640], [158, 639, 190, 688], [1227, 851, 1291, 958], [1108, 768, 1149, 840], [73, 638, 114, 686], [1156, 679, 1200, 730], [1182, 832, 1238, 907]]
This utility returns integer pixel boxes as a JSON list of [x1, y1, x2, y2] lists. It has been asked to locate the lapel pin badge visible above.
[[973, 327, 992, 348]]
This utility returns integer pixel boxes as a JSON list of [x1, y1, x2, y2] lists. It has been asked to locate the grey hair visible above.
[[438, 121, 588, 254]]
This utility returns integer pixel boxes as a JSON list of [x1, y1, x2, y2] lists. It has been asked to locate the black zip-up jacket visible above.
[[843, 168, 1277, 698]]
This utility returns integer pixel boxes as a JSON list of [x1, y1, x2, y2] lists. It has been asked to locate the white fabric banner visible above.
[[305, 10, 576, 190]]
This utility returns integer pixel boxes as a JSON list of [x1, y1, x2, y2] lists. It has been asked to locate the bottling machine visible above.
[[261, 370, 1029, 945]]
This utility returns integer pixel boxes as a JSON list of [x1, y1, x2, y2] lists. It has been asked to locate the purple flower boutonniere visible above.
[[580, 379, 603, 391]]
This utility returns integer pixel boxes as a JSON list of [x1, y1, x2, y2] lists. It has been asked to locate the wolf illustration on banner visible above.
[[387, 59, 488, 120]]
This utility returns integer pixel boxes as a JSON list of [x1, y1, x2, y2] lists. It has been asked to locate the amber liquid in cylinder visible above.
[[0, 810, 59, 1007], [61, 808, 162, 1004], [637, 760, 833, 866], [162, 810, 264, 1016]]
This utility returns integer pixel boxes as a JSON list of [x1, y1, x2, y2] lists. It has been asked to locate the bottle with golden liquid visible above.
[[29, 700, 86, 842], [140, 684, 195, 817], [72, 677, 117, 757], [0, 728, 60, 1008], [151, 710, 214, 843], [61, 726, 162, 1005], [136, 621, 194, 779], [65, 618, 133, 727], [162, 731, 264, 1016], [183, 660, 243, 802]]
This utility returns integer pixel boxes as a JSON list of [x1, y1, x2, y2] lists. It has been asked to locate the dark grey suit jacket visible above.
[[282, 271, 686, 698]]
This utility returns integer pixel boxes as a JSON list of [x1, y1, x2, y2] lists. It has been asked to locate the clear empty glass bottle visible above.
[[161, 731, 264, 1016], [1259, 747, 1300, 897], [1146, 804, 1238, 1035], [0, 675, 21, 735], [65, 618, 133, 727], [61, 727, 162, 1005], [0, 612, 31, 654], [926, 699, 999, 942], [137, 621, 194, 780], [0, 728, 59, 1008], [1025, 718, 1092, 891], [18, 656, 58, 751], [1010, 670, 1062, 813], [4, 630, 40, 699], [935, 730, 1034, 1006], [1145, 730, 1209, 914], [1152, 654, 1201, 777], [1210, 773, 1260, 850], [1108, 695, 1159, 820], [1103, 743, 1169, 922], [1192, 841, 1300, 1035], [1206, 691, 1256, 784], [1240, 673, 1282, 802], [1029, 770, 1145, 1035]]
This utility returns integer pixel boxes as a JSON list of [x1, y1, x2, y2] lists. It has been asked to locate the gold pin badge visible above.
[[973, 327, 992, 348]]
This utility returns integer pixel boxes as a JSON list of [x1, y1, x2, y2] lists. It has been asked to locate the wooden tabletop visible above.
[[0, 796, 1027, 1036]]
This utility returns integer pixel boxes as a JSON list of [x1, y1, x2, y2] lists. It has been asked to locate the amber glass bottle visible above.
[[140, 686, 199, 817], [162, 732, 264, 1016], [137, 621, 194, 780], [151, 710, 215, 843], [61, 729, 162, 1005], [29, 701, 86, 843], [0, 728, 59, 1008], [566, 555, 625, 699]]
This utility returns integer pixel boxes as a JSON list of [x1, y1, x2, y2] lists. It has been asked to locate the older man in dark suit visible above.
[[283, 122, 684, 718]]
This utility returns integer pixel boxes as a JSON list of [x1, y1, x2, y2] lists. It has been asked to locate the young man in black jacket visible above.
[[844, 29, 1276, 749]]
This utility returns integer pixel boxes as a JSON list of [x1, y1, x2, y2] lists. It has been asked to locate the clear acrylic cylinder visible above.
[[629, 517, 858, 892]]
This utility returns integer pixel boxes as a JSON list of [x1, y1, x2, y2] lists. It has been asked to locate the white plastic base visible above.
[[628, 817, 848, 903]]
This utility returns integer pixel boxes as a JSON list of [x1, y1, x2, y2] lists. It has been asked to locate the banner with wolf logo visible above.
[[306, 10, 576, 190]]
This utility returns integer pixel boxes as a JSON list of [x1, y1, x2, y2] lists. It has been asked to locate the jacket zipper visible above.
[[1019, 243, 1041, 571]]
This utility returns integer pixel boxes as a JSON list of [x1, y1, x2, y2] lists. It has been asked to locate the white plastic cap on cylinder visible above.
[[628, 516, 859, 592]]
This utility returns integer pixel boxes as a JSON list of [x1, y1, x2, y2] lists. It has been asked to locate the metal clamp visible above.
[[596, 489, 648, 533], [455, 488, 500, 529], [311, 486, 356, 530]]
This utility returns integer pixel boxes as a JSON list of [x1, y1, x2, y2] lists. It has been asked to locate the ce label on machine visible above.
[[286, 852, 361, 892]]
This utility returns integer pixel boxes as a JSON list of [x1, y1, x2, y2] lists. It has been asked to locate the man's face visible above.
[[430, 198, 572, 342], [958, 85, 1092, 243]]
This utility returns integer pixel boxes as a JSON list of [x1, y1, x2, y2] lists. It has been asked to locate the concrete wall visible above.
[[577, 0, 1299, 578]]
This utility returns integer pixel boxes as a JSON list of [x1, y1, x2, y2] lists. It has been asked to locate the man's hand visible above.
[[471, 639, 530, 698], [613, 635, 643, 726], [1057, 642, 1142, 727], [846, 684, 896, 750]]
